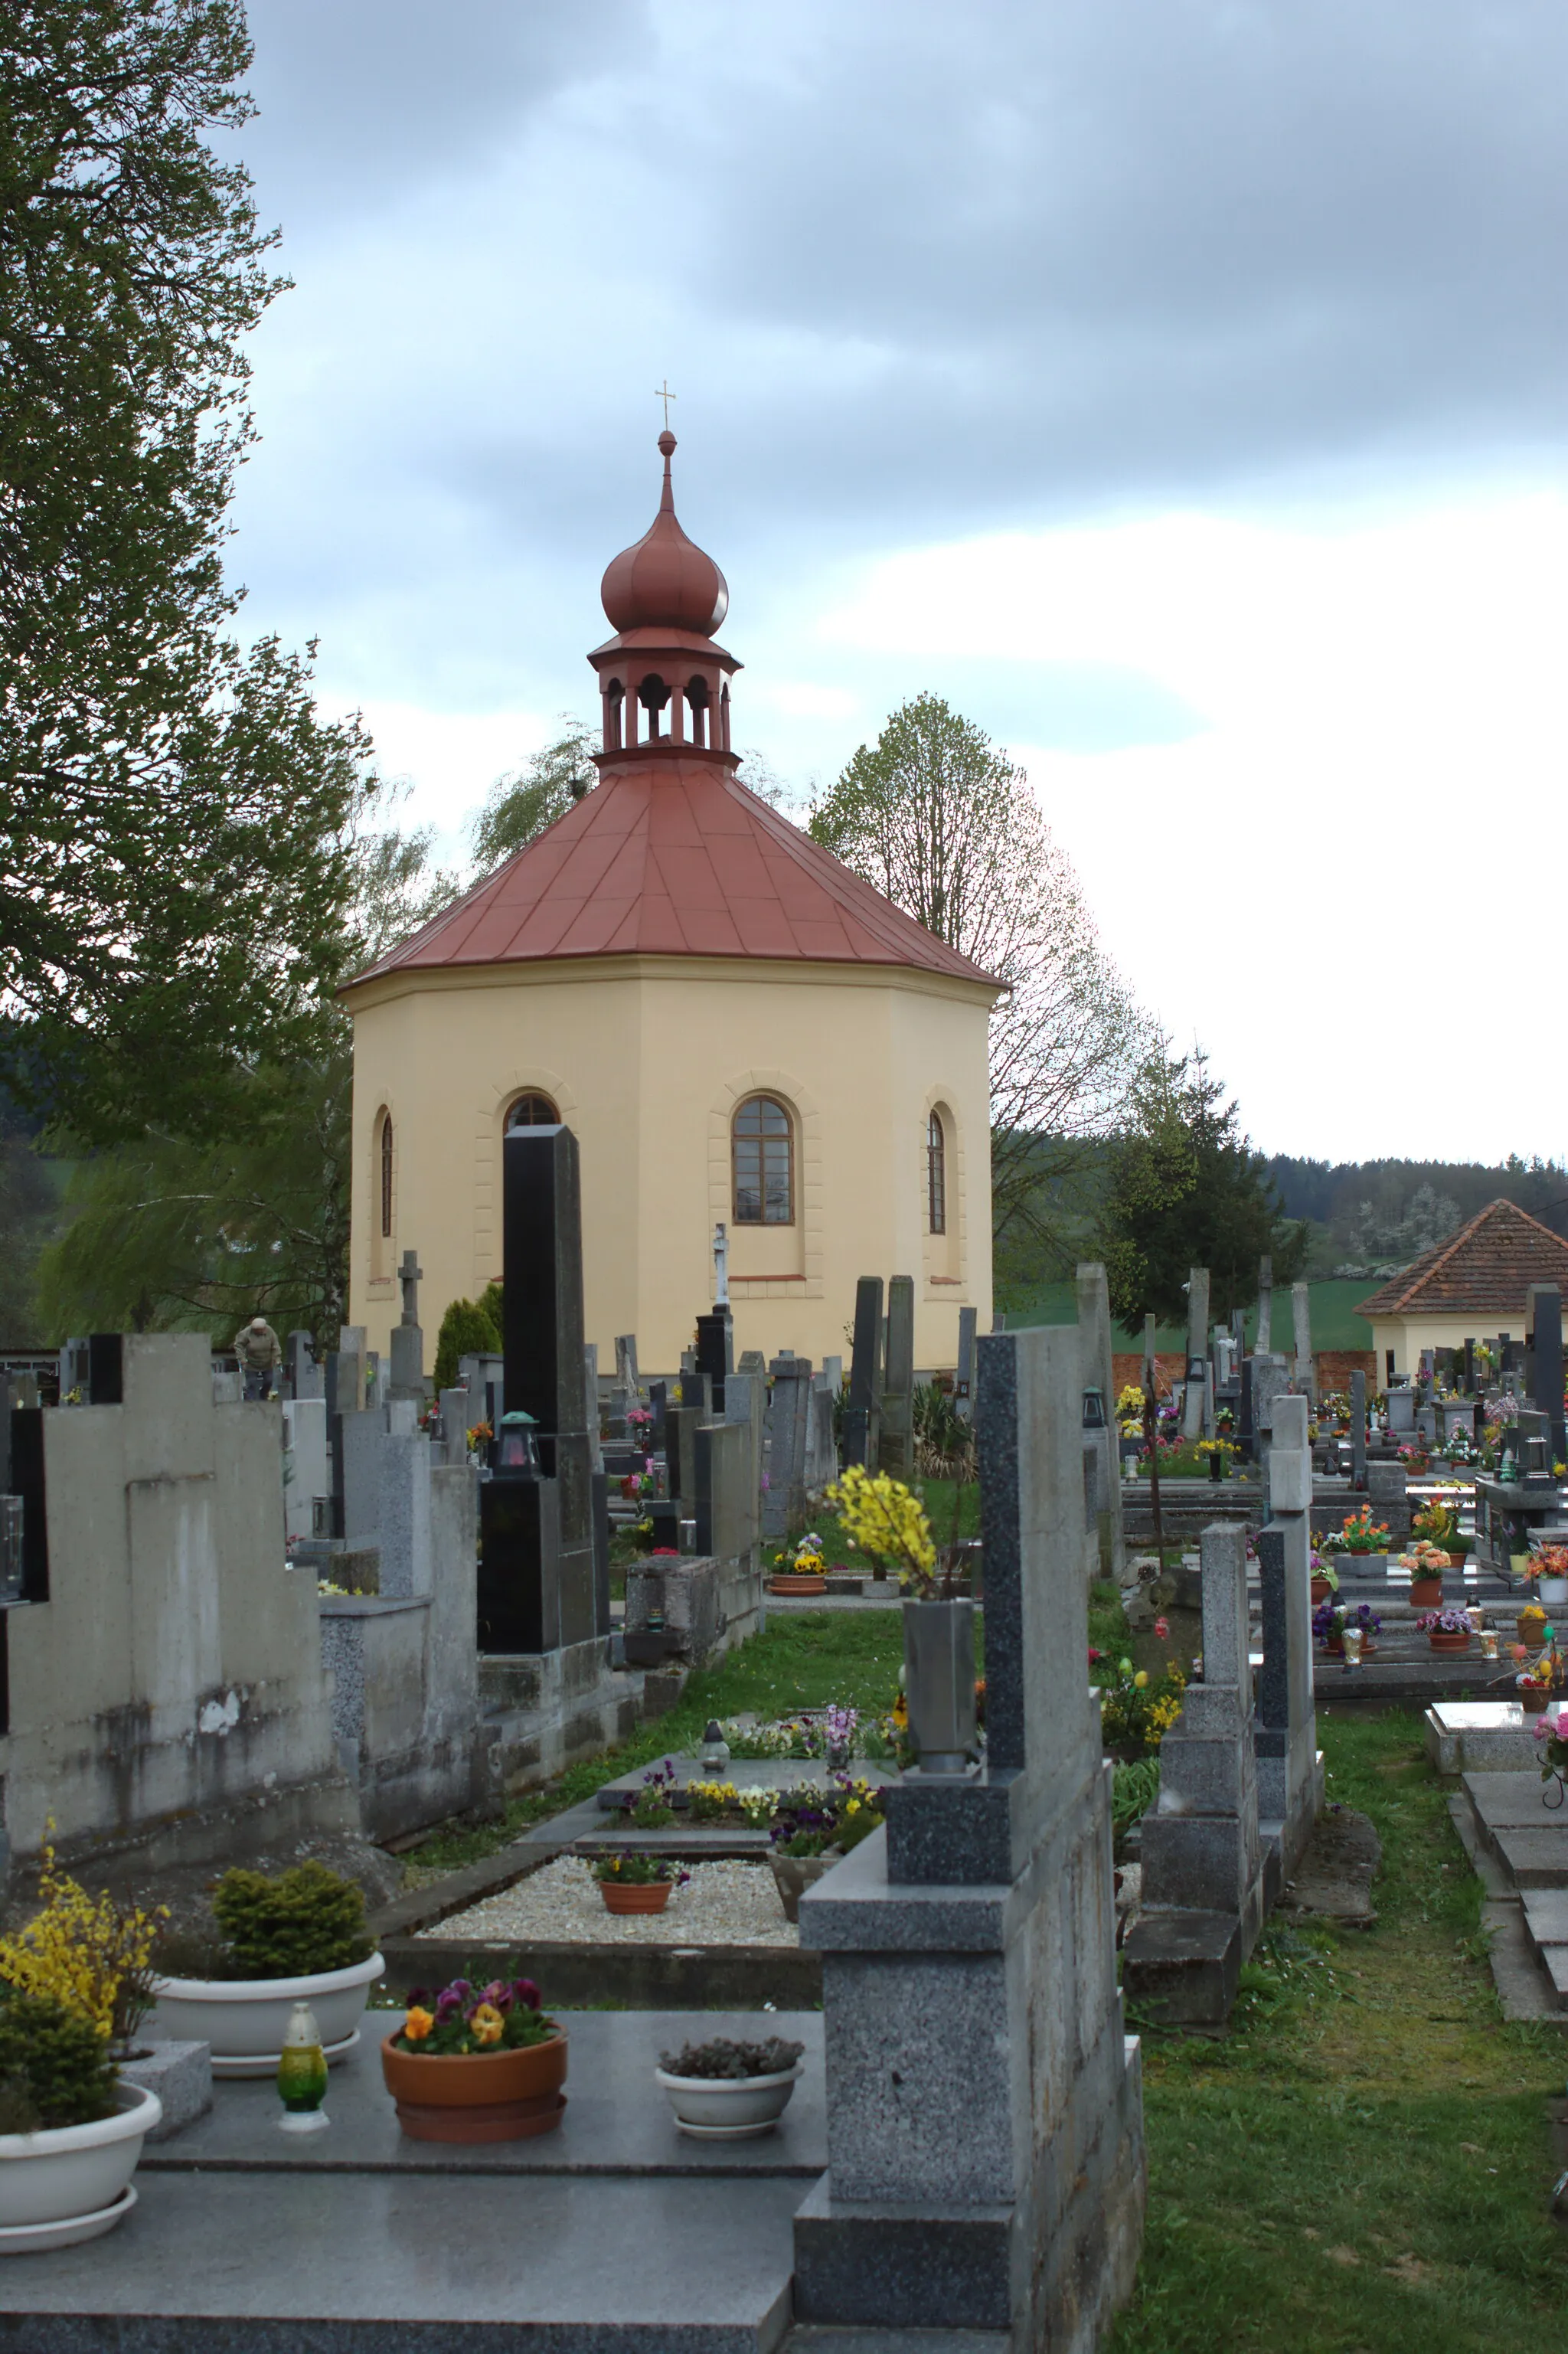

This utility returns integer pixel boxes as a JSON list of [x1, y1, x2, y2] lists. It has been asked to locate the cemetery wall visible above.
[[345, 956, 992, 1376], [1112, 1349, 1377, 1399], [5, 1336, 348, 1865]]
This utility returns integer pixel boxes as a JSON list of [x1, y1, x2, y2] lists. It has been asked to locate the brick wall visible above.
[[1111, 1348, 1377, 1399]]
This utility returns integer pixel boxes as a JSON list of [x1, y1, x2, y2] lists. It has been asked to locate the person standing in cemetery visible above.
[[234, 1315, 283, 1401]]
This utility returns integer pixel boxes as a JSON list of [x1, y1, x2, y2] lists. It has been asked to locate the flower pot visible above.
[[655, 2060, 801, 2140], [1408, 1578, 1444, 1609], [1537, 1576, 1568, 1609], [1427, 1630, 1472, 1653], [769, 1848, 841, 1924], [902, 1596, 978, 1774], [1518, 1612, 1548, 1644], [380, 2031, 567, 2144], [1523, 1686, 1552, 1715], [769, 1574, 827, 1596], [0, 2081, 160, 2251], [1323, 1638, 1378, 1658], [1310, 1577, 1333, 1605], [152, 1951, 384, 2079], [599, 1881, 672, 1915]]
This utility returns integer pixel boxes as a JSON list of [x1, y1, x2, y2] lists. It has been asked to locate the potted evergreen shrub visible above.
[[826, 1466, 975, 1773], [655, 2035, 805, 2138], [152, 1861, 383, 2078], [381, 1973, 565, 2143], [0, 1990, 161, 2250]]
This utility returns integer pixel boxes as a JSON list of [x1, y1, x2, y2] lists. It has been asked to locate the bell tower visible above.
[[590, 430, 742, 767]]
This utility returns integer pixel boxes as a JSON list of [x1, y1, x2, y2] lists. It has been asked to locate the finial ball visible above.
[[658, 429, 676, 456]]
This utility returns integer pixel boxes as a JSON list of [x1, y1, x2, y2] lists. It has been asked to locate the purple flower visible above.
[[511, 1977, 541, 2012]]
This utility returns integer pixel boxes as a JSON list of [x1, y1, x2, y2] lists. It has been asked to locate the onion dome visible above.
[[600, 431, 729, 636]]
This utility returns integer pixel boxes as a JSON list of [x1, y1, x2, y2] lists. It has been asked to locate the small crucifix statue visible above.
[[654, 378, 677, 428], [712, 1221, 729, 1310], [398, 1248, 423, 1329]]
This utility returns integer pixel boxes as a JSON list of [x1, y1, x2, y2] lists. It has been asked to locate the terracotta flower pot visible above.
[[1409, 1578, 1444, 1608], [380, 2031, 567, 2144], [1427, 1630, 1472, 1653], [1323, 1637, 1378, 1657], [599, 1880, 672, 1915], [1310, 1577, 1333, 1604], [769, 1574, 827, 1595]]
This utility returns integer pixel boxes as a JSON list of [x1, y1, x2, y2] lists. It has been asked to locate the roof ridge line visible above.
[[1387, 1198, 1497, 1311]]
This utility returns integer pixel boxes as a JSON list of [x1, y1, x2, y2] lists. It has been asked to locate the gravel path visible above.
[[413, 1857, 799, 1947]]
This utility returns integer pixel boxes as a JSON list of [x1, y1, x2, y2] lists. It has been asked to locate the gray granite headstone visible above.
[[1077, 1260, 1122, 1579], [1254, 1394, 1321, 1877], [1256, 1254, 1272, 1352], [694, 1419, 756, 1561], [1291, 1279, 1314, 1406], [1350, 1366, 1367, 1488], [762, 1355, 812, 1538]]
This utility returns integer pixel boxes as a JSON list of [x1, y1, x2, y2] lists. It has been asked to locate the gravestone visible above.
[[1364, 1460, 1410, 1544], [1291, 1280, 1314, 1406], [955, 1303, 978, 1421], [1240, 1355, 1255, 1462], [438, 1385, 470, 1466], [694, 1308, 731, 1411], [389, 1249, 425, 1402], [1254, 1394, 1322, 1880], [1256, 1254, 1273, 1352], [694, 1418, 758, 1563], [1181, 1265, 1210, 1437], [795, 1322, 1145, 2342], [762, 1355, 812, 1538], [1251, 1352, 1291, 1476], [477, 1126, 599, 1652], [458, 1351, 504, 1443], [1125, 1519, 1265, 2024], [1078, 1260, 1123, 1579], [613, 1332, 640, 1417], [583, 1343, 601, 1470], [877, 1275, 915, 1476], [1386, 1385, 1416, 1436], [1351, 1366, 1367, 1488], [1530, 1286, 1566, 1468], [841, 1277, 883, 1468], [664, 1402, 704, 1508], [281, 1397, 329, 1546], [286, 1330, 321, 1401], [803, 1368, 837, 1494]]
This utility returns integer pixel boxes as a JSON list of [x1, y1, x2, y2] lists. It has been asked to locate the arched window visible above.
[[926, 1111, 946, 1235], [733, 1096, 793, 1224], [378, 1111, 394, 1238], [506, 1092, 560, 1131]]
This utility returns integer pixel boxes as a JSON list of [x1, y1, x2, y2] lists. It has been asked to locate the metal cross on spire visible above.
[[654, 379, 677, 429]]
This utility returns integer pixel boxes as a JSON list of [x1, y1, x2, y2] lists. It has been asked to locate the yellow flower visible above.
[[824, 1466, 936, 1585], [469, 2003, 505, 2046], [403, 2006, 435, 2042], [845, 1798, 861, 1816], [0, 1828, 166, 2042], [1133, 1670, 1148, 1689]]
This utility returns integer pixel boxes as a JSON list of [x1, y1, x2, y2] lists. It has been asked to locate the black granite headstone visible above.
[[1239, 1356, 1255, 1461], [1253, 1526, 1289, 1761], [477, 1126, 596, 1654], [841, 1276, 884, 1469], [694, 1312, 731, 1411]]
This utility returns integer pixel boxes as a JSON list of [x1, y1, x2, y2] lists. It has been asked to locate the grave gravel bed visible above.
[[413, 1856, 799, 1947]]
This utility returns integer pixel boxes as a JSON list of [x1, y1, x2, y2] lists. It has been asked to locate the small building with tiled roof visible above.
[[343, 433, 1002, 1368], [1354, 1198, 1568, 1375]]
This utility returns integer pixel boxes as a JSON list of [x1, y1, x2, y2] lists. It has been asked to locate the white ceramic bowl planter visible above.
[[0, 2081, 161, 2253], [655, 2061, 802, 2140], [152, 1952, 384, 2079]]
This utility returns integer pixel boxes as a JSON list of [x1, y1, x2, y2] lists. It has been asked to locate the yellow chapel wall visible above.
[[345, 954, 995, 1378]]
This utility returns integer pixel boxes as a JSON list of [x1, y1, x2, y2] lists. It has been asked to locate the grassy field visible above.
[[1110, 1706, 1567, 2350], [996, 1277, 1377, 1355]]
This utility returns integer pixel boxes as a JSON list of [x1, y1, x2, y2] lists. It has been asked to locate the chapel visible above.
[[344, 432, 1001, 1371]]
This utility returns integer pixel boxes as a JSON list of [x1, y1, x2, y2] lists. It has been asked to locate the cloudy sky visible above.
[[223, 1, 1568, 1166]]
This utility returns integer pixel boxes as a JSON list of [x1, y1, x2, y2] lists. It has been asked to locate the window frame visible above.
[[731, 1094, 795, 1227], [926, 1109, 947, 1235]]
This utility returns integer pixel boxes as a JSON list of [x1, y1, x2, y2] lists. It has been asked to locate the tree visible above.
[[0, 1, 370, 1142], [34, 780, 453, 1347], [1096, 1052, 1308, 1332], [809, 695, 1152, 1259], [470, 721, 595, 870], [433, 1297, 501, 1393]]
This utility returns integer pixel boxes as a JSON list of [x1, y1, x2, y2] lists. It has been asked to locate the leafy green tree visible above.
[[0, 0, 370, 1142], [470, 722, 595, 869], [1097, 1053, 1308, 1332], [34, 782, 452, 1347], [809, 695, 1152, 1259]]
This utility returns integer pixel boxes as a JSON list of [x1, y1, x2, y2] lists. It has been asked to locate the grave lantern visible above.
[[492, 1410, 541, 1476], [1081, 1387, 1106, 1430]]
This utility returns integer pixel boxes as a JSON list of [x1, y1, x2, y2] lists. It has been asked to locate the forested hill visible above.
[[1266, 1155, 1568, 1268]]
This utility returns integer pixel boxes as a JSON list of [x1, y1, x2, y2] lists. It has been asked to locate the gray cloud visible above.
[[223, 0, 1568, 748]]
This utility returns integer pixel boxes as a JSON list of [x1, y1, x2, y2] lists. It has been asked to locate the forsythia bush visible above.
[[825, 1466, 936, 1591], [0, 1841, 164, 2048]]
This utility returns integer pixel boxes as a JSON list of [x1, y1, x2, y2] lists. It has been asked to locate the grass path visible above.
[[1111, 1708, 1566, 2350]]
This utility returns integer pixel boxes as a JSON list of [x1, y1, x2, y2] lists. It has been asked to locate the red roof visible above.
[[351, 761, 1000, 989], [1354, 1198, 1568, 1317]]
